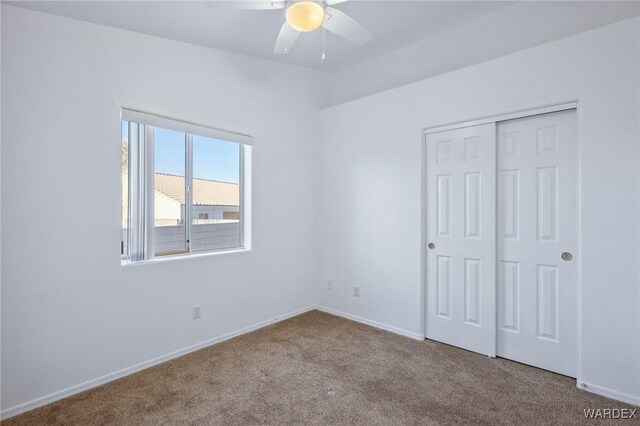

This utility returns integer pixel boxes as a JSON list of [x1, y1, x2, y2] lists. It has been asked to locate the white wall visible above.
[[1, 5, 322, 413], [317, 17, 640, 404]]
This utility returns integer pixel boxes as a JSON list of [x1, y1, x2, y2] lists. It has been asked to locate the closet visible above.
[[425, 108, 577, 377]]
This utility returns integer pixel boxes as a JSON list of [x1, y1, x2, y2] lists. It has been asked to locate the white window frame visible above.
[[121, 108, 252, 264]]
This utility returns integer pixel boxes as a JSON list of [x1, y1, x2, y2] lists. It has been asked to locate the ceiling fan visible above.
[[207, 0, 372, 59]]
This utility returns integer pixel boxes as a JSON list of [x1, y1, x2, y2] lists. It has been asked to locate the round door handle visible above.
[[428, 243, 436, 250], [561, 252, 573, 261]]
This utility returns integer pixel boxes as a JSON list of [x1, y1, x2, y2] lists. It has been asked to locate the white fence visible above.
[[122, 221, 241, 255]]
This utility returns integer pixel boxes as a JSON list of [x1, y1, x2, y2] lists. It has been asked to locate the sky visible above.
[[122, 121, 240, 184]]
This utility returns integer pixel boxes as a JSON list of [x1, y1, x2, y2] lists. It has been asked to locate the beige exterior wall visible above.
[[154, 190, 182, 226]]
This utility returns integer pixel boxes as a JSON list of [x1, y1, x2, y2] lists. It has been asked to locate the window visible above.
[[121, 109, 252, 263], [121, 122, 129, 256]]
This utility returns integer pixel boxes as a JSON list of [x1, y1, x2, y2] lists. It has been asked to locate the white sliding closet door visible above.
[[496, 110, 578, 377], [426, 123, 496, 356]]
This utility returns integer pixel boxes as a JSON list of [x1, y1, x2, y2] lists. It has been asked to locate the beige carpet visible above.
[[4, 310, 636, 425]]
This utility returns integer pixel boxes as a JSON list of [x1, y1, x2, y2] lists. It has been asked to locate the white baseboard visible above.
[[577, 380, 640, 407], [315, 305, 424, 341], [0, 305, 316, 420]]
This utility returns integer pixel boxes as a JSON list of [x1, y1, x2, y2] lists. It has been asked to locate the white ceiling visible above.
[[6, 1, 640, 73], [7, 1, 516, 71]]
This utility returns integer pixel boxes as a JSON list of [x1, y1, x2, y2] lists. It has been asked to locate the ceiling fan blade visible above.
[[205, 1, 285, 10], [325, 0, 349, 5], [322, 6, 372, 45], [273, 22, 301, 54]]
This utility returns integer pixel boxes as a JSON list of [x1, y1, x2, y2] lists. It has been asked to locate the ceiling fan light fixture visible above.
[[286, 1, 324, 32]]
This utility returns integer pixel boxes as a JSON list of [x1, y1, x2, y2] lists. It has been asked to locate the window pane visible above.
[[154, 127, 187, 255], [121, 121, 129, 257], [191, 135, 241, 252]]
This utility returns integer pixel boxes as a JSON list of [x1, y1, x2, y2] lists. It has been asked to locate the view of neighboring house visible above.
[[121, 172, 241, 255], [154, 173, 240, 226], [121, 172, 240, 227]]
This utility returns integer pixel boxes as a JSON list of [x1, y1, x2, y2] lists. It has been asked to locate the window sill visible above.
[[121, 247, 250, 267]]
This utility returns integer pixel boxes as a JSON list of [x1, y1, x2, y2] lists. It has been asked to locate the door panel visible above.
[[426, 123, 496, 356], [497, 110, 577, 377]]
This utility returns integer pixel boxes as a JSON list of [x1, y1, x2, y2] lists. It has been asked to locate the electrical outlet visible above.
[[353, 286, 360, 297], [193, 305, 201, 320], [327, 280, 333, 290]]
